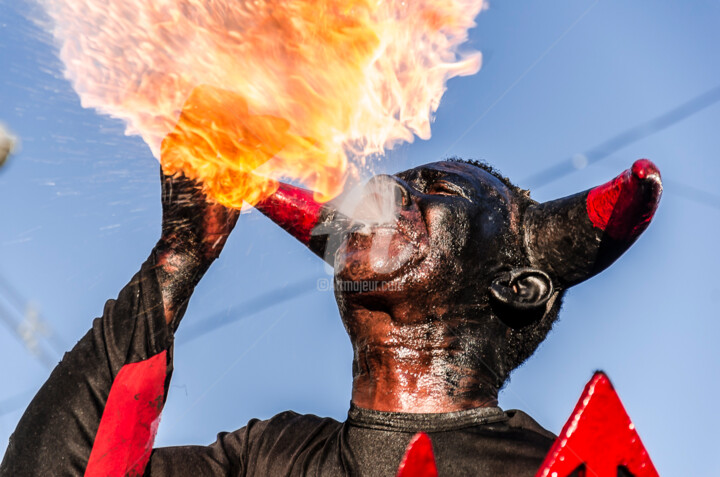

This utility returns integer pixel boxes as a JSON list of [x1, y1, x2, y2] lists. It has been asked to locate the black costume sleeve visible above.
[[143, 422, 261, 476], [0, 254, 175, 476], [143, 412, 345, 477]]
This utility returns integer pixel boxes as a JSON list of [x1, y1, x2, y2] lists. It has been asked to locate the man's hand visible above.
[[154, 170, 240, 327]]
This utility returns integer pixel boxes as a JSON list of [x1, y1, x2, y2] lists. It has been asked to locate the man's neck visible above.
[[346, 307, 499, 413], [351, 367, 498, 413]]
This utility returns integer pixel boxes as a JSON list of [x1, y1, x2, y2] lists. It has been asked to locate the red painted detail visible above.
[[586, 159, 662, 240], [535, 372, 659, 477], [85, 351, 168, 477], [254, 182, 324, 244], [631, 159, 660, 180], [396, 432, 438, 477]]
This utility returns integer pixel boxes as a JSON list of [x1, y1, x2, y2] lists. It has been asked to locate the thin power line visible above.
[[0, 278, 320, 418], [178, 277, 318, 345], [523, 85, 720, 189], [665, 179, 720, 211]]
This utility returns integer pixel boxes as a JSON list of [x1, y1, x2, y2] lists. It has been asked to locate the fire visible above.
[[40, 0, 487, 207]]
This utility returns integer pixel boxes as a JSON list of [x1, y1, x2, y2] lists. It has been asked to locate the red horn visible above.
[[254, 183, 348, 263], [524, 159, 662, 289]]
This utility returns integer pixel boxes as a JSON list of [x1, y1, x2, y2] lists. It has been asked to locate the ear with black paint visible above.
[[489, 268, 554, 329]]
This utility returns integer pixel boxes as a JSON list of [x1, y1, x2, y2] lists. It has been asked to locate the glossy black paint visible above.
[[255, 159, 662, 411]]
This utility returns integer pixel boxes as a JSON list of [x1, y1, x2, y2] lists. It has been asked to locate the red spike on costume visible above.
[[586, 159, 662, 241], [536, 372, 659, 477], [254, 183, 324, 245], [396, 432, 438, 477]]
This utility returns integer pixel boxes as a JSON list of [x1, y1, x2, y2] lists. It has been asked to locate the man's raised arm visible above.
[[0, 171, 238, 476]]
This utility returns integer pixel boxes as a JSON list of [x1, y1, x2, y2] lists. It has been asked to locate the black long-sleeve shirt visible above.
[[1, 258, 556, 476]]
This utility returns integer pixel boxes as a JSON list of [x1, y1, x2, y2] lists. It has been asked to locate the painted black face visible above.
[[256, 158, 661, 386], [333, 161, 520, 316]]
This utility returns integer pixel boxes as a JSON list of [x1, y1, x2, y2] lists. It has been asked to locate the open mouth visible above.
[[337, 201, 430, 281]]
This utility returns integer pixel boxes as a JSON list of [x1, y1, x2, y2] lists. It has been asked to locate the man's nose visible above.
[[365, 174, 412, 210]]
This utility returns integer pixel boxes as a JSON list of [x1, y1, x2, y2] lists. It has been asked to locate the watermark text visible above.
[[317, 278, 403, 293]]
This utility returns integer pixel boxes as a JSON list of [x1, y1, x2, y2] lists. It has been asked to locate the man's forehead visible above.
[[395, 161, 512, 196]]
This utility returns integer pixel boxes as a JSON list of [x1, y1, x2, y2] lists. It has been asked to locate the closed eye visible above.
[[427, 180, 470, 200]]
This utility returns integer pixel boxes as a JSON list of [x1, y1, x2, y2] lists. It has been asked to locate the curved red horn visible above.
[[524, 159, 662, 289], [254, 183, 348, 263]]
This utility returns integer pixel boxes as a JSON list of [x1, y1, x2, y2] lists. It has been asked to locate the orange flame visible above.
[[40, 0, 487, 207]]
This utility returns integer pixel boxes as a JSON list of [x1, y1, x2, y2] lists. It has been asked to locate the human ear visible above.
[[489, 268, 554, 329]]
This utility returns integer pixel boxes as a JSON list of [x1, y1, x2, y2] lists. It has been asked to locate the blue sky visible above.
[[2, 1, 719, 475]]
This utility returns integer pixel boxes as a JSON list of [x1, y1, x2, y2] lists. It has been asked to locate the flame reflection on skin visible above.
[[40, 0, 487, 207]]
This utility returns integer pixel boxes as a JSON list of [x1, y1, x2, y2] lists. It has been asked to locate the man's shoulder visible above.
[[220, 410, 344, 473], [256, 410, 342, 427], [502, 409, 556, 441], [240, 410, 344, 442]]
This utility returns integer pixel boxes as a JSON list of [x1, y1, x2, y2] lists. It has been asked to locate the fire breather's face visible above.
[[255, 157, 661, 380], [333, 161, 518, 309]]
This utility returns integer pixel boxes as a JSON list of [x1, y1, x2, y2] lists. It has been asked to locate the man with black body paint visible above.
[[0, 157, 661, 476]]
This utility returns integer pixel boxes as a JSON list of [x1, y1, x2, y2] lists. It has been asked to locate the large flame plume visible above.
[[39, 0, 487, 207]]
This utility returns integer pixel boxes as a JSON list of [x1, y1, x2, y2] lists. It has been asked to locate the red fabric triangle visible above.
[[396, 432, 438, 477], [536, 371, 659, 477]]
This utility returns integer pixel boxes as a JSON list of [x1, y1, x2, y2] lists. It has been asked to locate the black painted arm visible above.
[[0, 172, 239, 476]]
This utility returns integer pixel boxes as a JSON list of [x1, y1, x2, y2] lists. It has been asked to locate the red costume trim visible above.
[[85, 351, 167, 476], [586, 159, 661, 241], [255, 183, 324, 245]]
